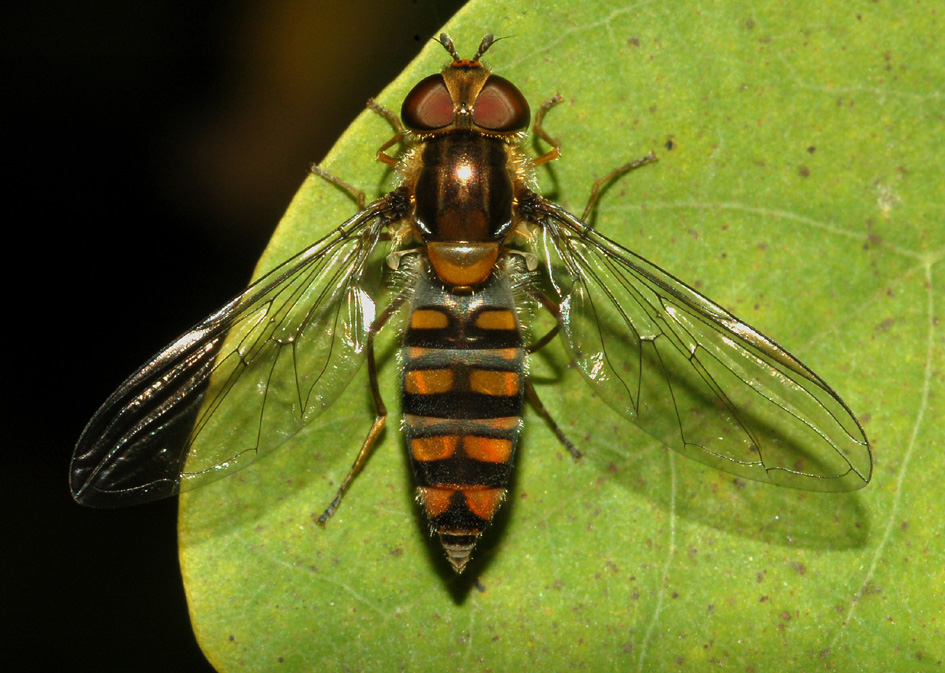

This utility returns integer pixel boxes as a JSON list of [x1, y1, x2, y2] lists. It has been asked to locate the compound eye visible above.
[[472, 75, 530, 132], [401, 74, 454, 131]]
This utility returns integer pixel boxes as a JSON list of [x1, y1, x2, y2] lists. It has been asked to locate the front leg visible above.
[[367, 99, 406, 167], [532, 93, 564, 167]]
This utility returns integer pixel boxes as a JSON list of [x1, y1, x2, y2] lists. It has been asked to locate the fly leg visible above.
[[309, 96, 406, 205], [524, 287, 562, 355], [309, 165, 367, 210], [367, 99, 406, 167], [315, 330, 385, 525], [532, 94, 564, 166], [316, 297, 405, 525], [524, 288, 581, 460], [530, 92, 658, 219], [581, 152, 658, 222], [526, 381, 582, 460]]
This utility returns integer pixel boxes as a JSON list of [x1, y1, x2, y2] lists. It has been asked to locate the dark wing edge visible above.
[[522, 193, 872, 491], [71, 195, 402, 507]]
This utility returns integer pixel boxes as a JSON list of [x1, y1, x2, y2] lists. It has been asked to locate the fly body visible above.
[[71, 34, 872, 574], [394, 38, 534, 570], [403, 272, 525, 572]]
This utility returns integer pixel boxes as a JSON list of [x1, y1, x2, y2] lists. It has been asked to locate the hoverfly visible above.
[[71, 34, 872, 573]]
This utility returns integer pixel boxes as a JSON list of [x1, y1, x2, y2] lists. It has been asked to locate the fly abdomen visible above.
[[401, 270, 524, 572]]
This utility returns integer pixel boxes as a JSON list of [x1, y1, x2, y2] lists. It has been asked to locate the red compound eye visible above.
[[401, 74, 454, 131], [472, 75, 530, 132]]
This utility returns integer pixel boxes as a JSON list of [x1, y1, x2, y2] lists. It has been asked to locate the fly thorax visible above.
[[413, 134, 514, 241]]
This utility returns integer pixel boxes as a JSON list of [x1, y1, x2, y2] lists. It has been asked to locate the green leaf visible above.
[[179, 1, 944, 670]]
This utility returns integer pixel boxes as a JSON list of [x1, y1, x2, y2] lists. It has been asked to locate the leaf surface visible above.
[[180, 1, 944, 670]]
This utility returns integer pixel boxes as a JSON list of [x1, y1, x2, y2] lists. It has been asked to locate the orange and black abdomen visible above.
[[401, 270, 524, 572]]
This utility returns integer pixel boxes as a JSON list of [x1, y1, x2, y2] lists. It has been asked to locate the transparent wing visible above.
[[71, 195, 403, 506], [525, 194, 872, 491]]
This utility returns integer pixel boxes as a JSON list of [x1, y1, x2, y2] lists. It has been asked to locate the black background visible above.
[[6, 2, 465, 670]]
